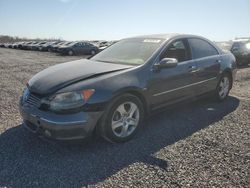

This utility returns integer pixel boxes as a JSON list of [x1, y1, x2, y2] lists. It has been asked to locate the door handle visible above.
[[216, 59, 222, 63], [188, 65, 199, 72]]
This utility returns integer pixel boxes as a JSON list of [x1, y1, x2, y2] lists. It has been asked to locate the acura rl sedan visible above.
[[19, 34, 237, 143]]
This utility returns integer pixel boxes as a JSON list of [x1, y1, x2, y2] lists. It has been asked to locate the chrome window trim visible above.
[[153, 77, 217, 97]]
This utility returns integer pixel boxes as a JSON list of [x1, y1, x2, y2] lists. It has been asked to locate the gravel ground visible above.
[[0, 48, 249, 188]]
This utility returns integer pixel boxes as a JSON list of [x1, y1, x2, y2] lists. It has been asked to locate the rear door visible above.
[[188, 38, 221, 95], [149, 39, 198, 109], [79, 42, 89, 54]]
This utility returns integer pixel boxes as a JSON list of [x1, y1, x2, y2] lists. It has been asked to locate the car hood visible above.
[[28, 59, 133, 95]]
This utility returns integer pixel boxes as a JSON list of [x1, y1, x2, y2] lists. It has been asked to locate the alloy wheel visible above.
[[218, 76, 230, 99], [111, 102, 140, 138]]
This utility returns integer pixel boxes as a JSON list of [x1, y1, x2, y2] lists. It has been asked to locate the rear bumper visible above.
[[19, 101, 103, 140]]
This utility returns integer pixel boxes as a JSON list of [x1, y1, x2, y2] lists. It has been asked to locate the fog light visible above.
[[44, 130, 52, 137]]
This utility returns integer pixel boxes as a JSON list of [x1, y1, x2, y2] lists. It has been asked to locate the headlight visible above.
[[246, 43, 250, 49], [49, 89, 95, 111]]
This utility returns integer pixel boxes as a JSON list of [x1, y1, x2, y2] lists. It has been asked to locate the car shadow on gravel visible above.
[[0, 96, 239, 187]]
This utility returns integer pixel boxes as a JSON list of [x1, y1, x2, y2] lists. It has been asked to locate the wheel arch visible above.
[[68, 49, 75, 55], [123, 90, 149, 115], [93, 88, 149, 140], [110, 87, 149, 115]]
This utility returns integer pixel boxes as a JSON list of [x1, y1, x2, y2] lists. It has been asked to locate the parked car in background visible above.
[[31, 41, 47, 50], [12, 42, 19, 49], [11, 41, 23, 49], [25, 41, 40, 50], [99, 41, 109, 47], [98, 41, 118, 51], [17, 41, 26, 49], [230, 40, 250, 66], [38, 41, 61, 51], [49, 41, 69, 52], [3, 43, 9, 48], [19, 34, 236, 143], [7, 43, 13, 48], [20, 41, 33, 50], [57, 41, 99, 55]]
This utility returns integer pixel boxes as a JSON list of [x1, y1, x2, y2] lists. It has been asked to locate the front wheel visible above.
[[90, 49, 96, 55], [215, 73, 231, 101], [99, 94, 144, 143]]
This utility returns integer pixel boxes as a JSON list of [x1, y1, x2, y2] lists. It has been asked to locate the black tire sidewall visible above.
[[101, 94, 144, 143]]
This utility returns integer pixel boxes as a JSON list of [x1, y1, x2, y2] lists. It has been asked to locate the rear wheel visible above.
[[215, 73, 231, 101], [68, 50, 74, 56], [99, 94, 144, 143]]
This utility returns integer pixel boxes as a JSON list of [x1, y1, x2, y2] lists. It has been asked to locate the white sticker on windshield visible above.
[[143, 39, 161, 43]]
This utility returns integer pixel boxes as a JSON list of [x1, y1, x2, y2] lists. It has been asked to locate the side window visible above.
[[188, 38, 218, 59], [163, 40, 190, 62]]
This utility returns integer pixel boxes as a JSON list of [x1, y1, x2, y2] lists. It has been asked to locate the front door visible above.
[[148, 39, 198, 110]]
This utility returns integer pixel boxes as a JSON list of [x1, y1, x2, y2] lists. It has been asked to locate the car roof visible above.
[[126, 33, 222, 53], [127, 33, 210, 41], [130, 33, 179, 39]]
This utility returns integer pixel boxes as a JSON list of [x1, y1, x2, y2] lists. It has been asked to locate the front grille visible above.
[[26, 93, 41, 108]]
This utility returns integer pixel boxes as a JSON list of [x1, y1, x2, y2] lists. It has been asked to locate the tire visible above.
[[90, 50, 96, 55], [68, 50, 74, 56], [99, 94, 144, 143], [215, 73, 232, 101]]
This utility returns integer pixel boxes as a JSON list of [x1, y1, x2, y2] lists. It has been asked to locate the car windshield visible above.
[[64, 42, 76, 46], [59, 42, 69, 45], [91, 38, 164, 65], [69, 42, 78, 46]]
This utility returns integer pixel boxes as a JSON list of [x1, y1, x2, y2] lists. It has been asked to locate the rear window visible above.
[[188, 38, 218, 59]]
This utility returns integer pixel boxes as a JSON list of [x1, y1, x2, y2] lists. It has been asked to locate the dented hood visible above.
[[28, 59, 132, 95]]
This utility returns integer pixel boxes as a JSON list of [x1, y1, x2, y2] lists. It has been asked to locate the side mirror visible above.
[[154, 58, 178, 71]]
